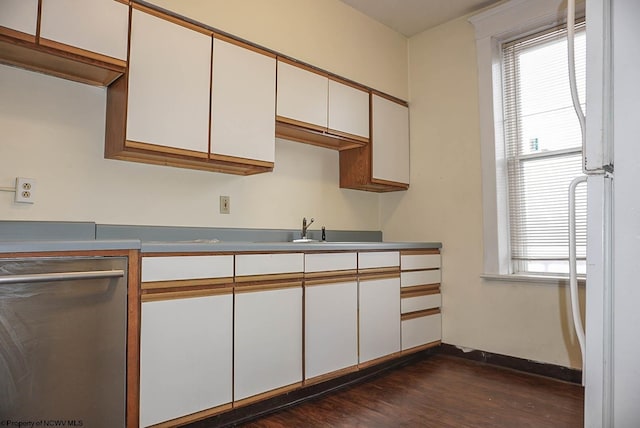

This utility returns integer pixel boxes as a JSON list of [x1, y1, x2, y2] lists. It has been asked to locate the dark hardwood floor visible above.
[[238, 354, 584, 427]]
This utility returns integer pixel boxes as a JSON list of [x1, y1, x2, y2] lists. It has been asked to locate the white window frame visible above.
[[469, 0, 585, 280]]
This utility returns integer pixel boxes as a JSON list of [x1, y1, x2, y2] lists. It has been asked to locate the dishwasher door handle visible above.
[[0, 269, 126, 285]]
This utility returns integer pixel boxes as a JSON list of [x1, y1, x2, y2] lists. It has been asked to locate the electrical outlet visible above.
[[220, 195, 230, 214], [15, 177, 36, 204]]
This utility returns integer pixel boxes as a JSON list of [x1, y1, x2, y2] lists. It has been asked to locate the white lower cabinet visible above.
[[305, 279, 358, 379], [139, 293, 233, 427], [234, 285, 303, 401], [358, 275, 401, 363]]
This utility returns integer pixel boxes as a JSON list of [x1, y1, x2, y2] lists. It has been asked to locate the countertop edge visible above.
[[0, 240, 142, 254]]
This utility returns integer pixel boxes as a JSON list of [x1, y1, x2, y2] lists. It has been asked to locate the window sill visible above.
[[481, 273, 586, 286]]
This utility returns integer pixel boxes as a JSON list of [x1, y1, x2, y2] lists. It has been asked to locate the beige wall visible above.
[[380, 15, 584, 368], [0, 0, 407, 230]]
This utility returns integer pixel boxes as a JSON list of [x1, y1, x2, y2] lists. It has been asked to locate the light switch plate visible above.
[[220, 195, 230, 214]]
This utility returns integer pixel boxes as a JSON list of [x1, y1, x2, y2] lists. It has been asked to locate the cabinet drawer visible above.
[[358, 251, 399, 270], [401, 293, 441, 314], [141, 255, 233, 283], [236, 253, 304, 278], [305, 252, 357, 274], [401, 253, 440, 270], [401, 270, 441, 287], [401, 313, 441, 350]]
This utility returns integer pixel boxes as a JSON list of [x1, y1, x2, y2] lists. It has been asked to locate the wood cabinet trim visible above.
[[370, 177, 409, 189], [304, 275, 358, 286], [357, 352, 402, 369], [39, 37, 127, 68], [328, 74, 369, 92], [400, 284, 440, 297], [399, 340, 441, 356], [125, 140, 209, 159], [234, 281, 303, 293], [126, 249, 140, 428], [400, 249, 441, 256], [276, 116, 327, 134], [358, 267, 400, 275], [214, 33, 275, 58], [149, 403, 233, 428], [402, 267, 441, 273], [235, 273, 303, 283], [401, 308, 441, 321], [209, 153, 274, 169], [326, 127, 369, 144], [277, 56, 328, 78], [0, 26, 36, 43], [303, 365, 359, 386], [131, 3, 212, 36], [304, 269, 358, 280], [358, 272, 400, 282], [232, 382, 303, 409], [371, 89, 409, 107], [141, 277, 233, 290], [275, 122, 366, 151], [141, 286, 233, 302]]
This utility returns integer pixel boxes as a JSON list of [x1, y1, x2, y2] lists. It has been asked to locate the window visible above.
[[469, 0, 587, 279], [502, 23, 586, 275]]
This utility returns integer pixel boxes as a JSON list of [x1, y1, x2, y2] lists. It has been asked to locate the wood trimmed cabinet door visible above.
[[340, 93, 410, 192], [233, 253, 304, 404], [39, 0, 129, 63], [125, 7, 212, 158], [139, 254, 235, 427], [0, 0, 38, 38], [304, 252, 359, 383], [357, 251, 401, 366], [276, 58, 368, 151], [210, 37, 276, 167]]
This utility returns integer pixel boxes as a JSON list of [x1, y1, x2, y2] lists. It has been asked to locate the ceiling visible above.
[[339, 0, 503, 37]]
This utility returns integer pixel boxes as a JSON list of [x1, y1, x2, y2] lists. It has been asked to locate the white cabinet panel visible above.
[[358, 251, 399, 270], [359, 276, 401, 363], [402, 314, 441, 350], [328, 79, 369, 138], [234, 287, 303, 400], [140, 294, 233, 427], [141, 255, 233, 282], [0, 0, 38, 35], [127, 9, 211, 154], [372, 94, 410, 184], [401, 294, 441, 314], [211, 39, 276, 162], [40, 0, 128, 60], [401, 253, 441, 270], [305, 280, 358, 379], [304, 252, 357, 273], [235, 253, 303, 277], [276, 60, 328, 128], [401, 270, 441, 287]]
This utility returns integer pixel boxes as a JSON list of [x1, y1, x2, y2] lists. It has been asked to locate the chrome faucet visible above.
[[301, 217, 314, 239]]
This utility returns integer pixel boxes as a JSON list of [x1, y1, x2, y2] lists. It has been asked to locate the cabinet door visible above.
[[211, 38, 276, 163], [276, 60, 328, 129], [139, 294, 233, 427], [40, 0, 128, 60], [0, 0, 38, 36], [359, 275, 401, 363], [234, 286, 303, 401], [305, 280, 358, 379], [328, 79, 369, 139], [127, 8, 211, 156], [372, 94, 410, 184]]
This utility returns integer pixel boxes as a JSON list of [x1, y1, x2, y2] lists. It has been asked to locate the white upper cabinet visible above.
[[211, 38, 276, 163], [0, 0, 38, 36], [371, 94, 410, 185], [276, 60, 328, 129], [126, 8, 211, 156], [328, 79, 369, 139], [40, 0, 129, 61]]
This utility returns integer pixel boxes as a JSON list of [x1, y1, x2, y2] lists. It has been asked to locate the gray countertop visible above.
[[0, 240, 141, 254]]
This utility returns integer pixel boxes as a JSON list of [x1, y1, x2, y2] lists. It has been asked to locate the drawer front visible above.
[[358, 251, 399, 270], [401, 253, 440, 270], [401, 313, 441, 350], [305, 252, 357, 273], [142, 255, 233, 282], [400, 270, 441, 287], [236, 253, 304, 277], [401, 294, 441, 314]]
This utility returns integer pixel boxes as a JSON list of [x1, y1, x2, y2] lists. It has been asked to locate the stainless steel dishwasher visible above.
[[0, 256, 127, 427]]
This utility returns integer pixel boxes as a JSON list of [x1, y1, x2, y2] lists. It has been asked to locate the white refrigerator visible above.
[[584, 0, 640, 426]]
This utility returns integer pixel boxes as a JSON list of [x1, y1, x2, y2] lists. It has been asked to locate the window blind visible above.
[[502, 22, 587, 275]]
